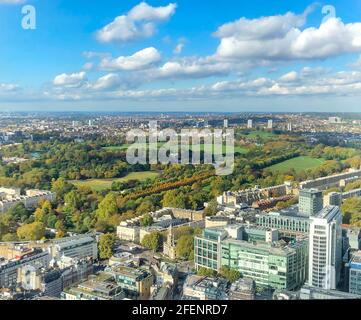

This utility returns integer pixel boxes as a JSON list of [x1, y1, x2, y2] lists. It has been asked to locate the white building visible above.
[[0, 189, 55, 213], [247, 119, 253, 129], [267, 120, 273, 129], [224, 119, 229, 128], [308, 206, 342, 290]]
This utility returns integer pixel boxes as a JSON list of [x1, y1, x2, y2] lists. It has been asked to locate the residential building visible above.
[[300, 169, 361, 190]]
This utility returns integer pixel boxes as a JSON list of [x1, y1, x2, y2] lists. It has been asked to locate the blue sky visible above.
[[1, 0, 361, 112]]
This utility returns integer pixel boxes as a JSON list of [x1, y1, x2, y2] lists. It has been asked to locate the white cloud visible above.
[[0, 83, 19, 92], [45, 67, 361, 102], [214, 11, 307, 40], [96, 2, 177, 43], [215, 14, 361, 62], [279, 71, 298, 82], [53, 71, 87, 88], [153, 57, 233, 79], [99, 47, 161, 71], [91, 73, 120, 91]]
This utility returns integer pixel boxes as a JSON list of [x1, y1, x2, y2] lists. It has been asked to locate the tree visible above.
[[197, 267, 217, 277], [341, 197, 361, 226], [141, 232, 162, 251], [204, 199, 218, 216], [139, 213, 154, 227], [51, 177, 74, 200], [17, 222, 45, 241], [1, 233, 18, 242], [95, 193, 118, 220], [7, 203, 30, 223], [98, 233, 116, 260], [220, 266, 241, 283], [64, 190, 81, 211], [136, 201, 155, 215], [162, 190, 187, 208], [176, 235, 194, 260]]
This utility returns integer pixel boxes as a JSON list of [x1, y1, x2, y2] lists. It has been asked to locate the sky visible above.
[[1, 0, 361, 112]]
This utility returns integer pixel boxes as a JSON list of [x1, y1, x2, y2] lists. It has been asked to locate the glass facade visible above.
[[194, 227, 308, 291]]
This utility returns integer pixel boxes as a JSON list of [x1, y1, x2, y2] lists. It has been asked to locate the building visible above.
[[324, 192, 342, 207], [224, 119, 228, 128], [300, 169, 361, 190], [247, 119, 253, 129], [49, 234, 98, 261], [308, 206, 342, 290], [324, 189, 361, 207], [256, 207, 310, 236], [61, 274, 125, 300], [0, 248, 51, 288], [58, 256, 94, 289], [0, 189, 55, 213], [347, 251, 361, 296], [117, 207, 205, 243], [342, 226, 361, 251], [182, 275, 229, 300], [104, 265, 153, 300], [117, 226, 140, 243], [299, 284, 360, 299], [328, 117, 342, 124], [18, 265, 63, 298], [194, 225, 308, 290], [163, 225, 177, 260], [228, 278, 256, 300], [267, 120, 273, 130], [298, 189, 323, 217]]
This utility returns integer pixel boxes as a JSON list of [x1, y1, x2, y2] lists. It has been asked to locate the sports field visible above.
[[267, 156, 325, 173], [70, 171, 159, 191]]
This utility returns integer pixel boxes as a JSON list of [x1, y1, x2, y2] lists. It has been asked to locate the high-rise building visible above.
[[299, 188, 323, 217], [308, 206, 343, 290], [247, 119, 253, 129], [224, 119, 229, 128], [287, 123, 292, 131], [267, 120, 273, 129]]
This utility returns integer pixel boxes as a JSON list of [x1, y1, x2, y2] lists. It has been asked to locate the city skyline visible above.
[[1, 0, 361, 112]]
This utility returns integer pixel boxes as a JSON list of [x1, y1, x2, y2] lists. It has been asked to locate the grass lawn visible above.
[[70, 171, 160, 191], [244, 130, 276, 140], [267, 156, 325, 174]]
